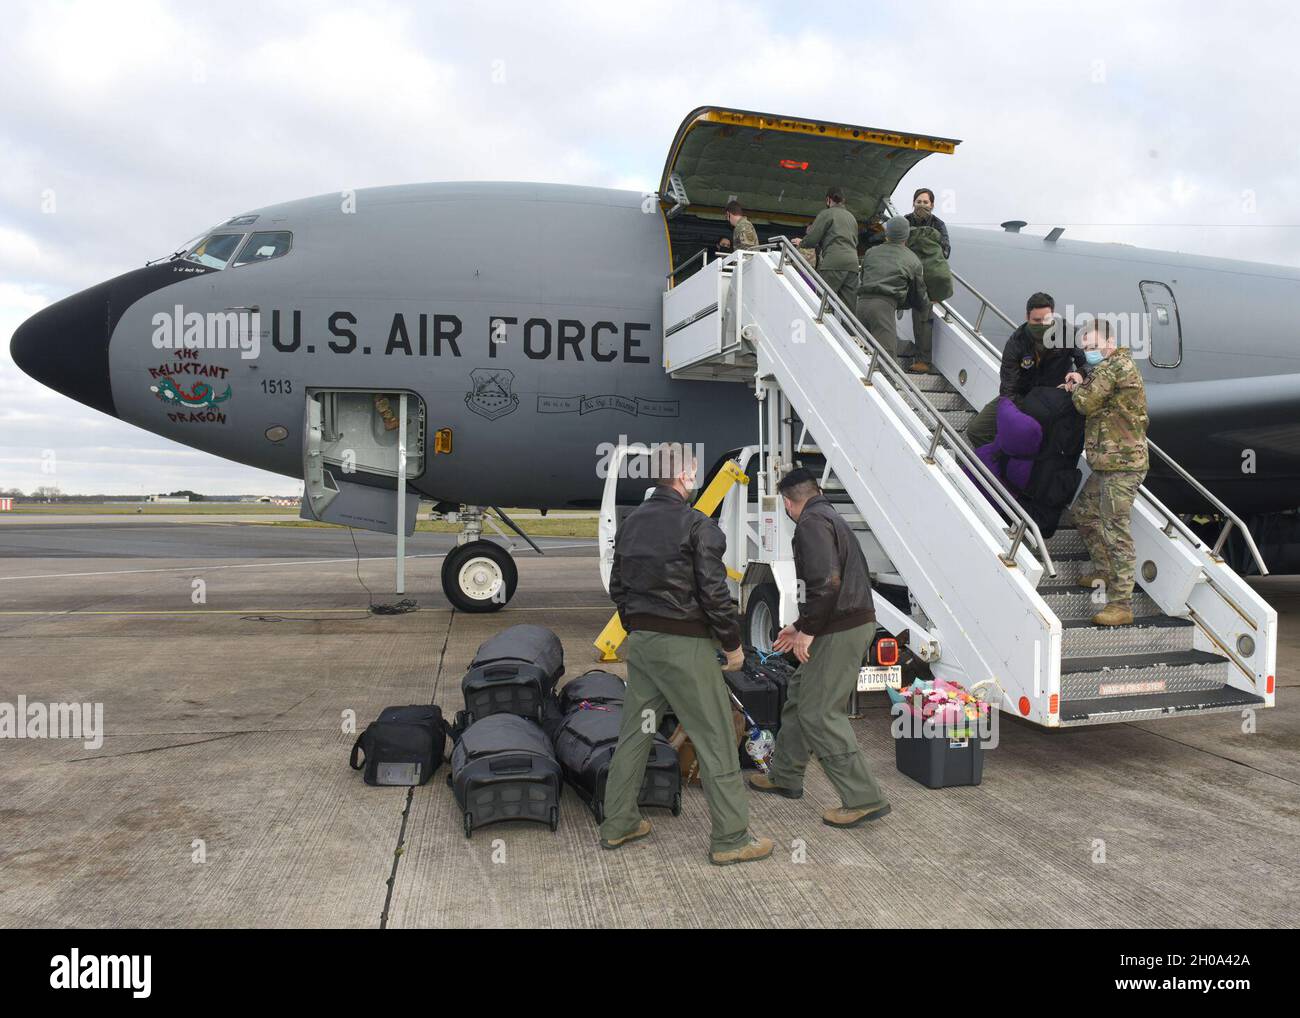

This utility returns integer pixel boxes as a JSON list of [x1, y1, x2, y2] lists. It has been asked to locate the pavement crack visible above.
[[378, 608, 456, 929], [379, 786, 415, 930], [65, 732, 243, 763], [268, 690, 318, 720]]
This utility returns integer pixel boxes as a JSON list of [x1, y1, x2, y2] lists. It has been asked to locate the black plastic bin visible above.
[[894, 726, 985, 789]]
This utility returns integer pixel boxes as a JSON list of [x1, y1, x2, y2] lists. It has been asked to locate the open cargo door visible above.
[[659, 107, 960, 226]]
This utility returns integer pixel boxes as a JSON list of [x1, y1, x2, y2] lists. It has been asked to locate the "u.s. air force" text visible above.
[[266, 311, 652, 363]]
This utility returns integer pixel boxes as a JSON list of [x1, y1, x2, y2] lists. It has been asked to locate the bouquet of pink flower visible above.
[[887, 677, 990, 725]]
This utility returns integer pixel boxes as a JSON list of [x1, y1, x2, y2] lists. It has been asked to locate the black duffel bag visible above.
[[449, 713, 563, 837], [557, 669, 626, 713], [350, 704, 449, 786], [462, 624, 566, 723], [552, 705, 681, 822]]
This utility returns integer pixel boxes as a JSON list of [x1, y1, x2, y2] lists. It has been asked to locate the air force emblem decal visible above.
[[466, 368, 520, 421]]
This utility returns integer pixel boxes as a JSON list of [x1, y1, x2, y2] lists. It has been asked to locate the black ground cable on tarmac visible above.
[[240, 527, 419, 622]]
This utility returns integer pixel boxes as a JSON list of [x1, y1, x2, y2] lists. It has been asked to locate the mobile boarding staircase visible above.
[[655, 239, 1276, 727]]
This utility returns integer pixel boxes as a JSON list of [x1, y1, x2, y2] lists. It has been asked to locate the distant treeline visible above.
[[0, 491, 289, 502]]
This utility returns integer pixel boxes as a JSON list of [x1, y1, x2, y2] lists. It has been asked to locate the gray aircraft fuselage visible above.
[[11, 180, 1300, 517]]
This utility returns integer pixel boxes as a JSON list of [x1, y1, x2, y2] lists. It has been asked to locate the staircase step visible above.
[[1061, 615, 1196, 659], [925, 390, 974, 412], [1045, 552, 1096, 583], [940, 408, 976, 433], [1059, 683, 1264, 726], [1039, 584, 1162, 620], [1060, 648, 1227, 700], [1045, 526, 1087, 556], [909, 373, 953, 393]]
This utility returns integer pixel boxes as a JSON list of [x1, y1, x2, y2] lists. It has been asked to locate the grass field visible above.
[[3, 502, 599, 537], [266, 517, 598, 538]]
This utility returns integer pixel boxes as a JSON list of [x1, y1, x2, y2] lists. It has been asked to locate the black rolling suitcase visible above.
[[448, 714, 562, 838], [552, 706, 681, 822], [726, 650, 793, 730], [726, 650, 794, 769], [557, 669, 626, 713], [461, 624, 565, 723]]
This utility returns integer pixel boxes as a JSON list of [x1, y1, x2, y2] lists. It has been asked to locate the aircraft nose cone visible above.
[[10, 279, 116, 416]]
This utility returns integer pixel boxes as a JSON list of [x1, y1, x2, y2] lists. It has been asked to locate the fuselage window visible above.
[[233, 231, 293, 267], [184, 233, 246, 269]]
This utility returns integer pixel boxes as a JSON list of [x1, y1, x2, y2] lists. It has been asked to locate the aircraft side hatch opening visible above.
[[301, 388, 426, 540], [310, 389, 426, 480]]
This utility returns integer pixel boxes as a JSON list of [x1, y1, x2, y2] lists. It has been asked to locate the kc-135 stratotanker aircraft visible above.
[[9, 108, 1289, 725]]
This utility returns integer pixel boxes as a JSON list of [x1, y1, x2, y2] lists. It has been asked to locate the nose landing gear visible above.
[[434, 505, 522, 612]]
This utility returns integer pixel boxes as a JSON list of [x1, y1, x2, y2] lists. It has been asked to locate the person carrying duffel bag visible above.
[[902, 222, 953, 375]]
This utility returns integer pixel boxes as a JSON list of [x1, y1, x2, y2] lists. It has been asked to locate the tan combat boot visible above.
[[747, 773, 803, 799], [1076, 571, 1107, 588], [599, 819, 652, 850], [1092, 604, 1134, 627], [823, 803, 892, 828], [710, 836, 774, 867], [908, 360, 933, 374]]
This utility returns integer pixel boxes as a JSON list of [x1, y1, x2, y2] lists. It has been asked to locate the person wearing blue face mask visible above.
[[1071, 321, 1150, 626]]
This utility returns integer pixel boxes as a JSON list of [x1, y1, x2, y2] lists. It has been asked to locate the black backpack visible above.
[[350, 705, 449, 786]]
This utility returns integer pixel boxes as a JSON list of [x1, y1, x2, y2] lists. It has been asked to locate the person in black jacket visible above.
[[748, 469, 892, 829], [601, 443, 773, 867], [966, 291, 1085, 449], [906, 187, 951, 257]]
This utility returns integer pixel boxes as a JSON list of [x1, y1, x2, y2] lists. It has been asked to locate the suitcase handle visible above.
[[349, 736, 365, 770], [488, 754, 535, 774]]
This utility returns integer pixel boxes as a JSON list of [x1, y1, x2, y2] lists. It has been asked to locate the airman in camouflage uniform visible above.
[[1070, 327, 1149, 626], [720, 200, 759, 252]]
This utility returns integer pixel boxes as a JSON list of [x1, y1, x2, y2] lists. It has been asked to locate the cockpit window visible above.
[[232, 231, 293, 266], [184, 233, 246, 269]]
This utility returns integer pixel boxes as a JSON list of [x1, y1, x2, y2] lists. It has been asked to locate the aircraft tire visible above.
[[743, 583, 781, 652], [441, 540, 518, 612]]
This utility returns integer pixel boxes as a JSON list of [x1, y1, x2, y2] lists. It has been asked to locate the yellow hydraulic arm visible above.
[[593, 459, 749, 663]]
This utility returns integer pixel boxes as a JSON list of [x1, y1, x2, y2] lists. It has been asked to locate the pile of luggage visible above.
[[450, 625, 568, 838], [351, 624, 684, 838]]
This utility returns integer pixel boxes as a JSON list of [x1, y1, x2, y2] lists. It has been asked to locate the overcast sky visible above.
[[2, 0, 1297, 495]]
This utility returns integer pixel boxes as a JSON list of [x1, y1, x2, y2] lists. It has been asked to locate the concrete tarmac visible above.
[[0, 520, 1297, 928]]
